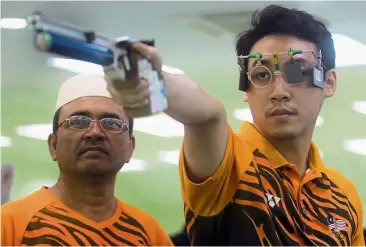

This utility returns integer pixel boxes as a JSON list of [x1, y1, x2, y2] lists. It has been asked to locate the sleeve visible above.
[[0, 190, 50, 246], [179, 125, 253, 217], [178, 125, 254, 246]]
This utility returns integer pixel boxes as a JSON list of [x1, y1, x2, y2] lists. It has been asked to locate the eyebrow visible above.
[[69, 110, 91, 118], [249, 59, 271, 69], [249, 57, 313, 69], [100, 112, 121, 120], [69, 111, 121, 120], [290, 58, 313, 67]]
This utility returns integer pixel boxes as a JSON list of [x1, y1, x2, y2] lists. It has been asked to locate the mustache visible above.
[[265, 106, 298, 117]]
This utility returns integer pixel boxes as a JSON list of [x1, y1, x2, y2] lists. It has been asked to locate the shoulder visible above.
[[119, 201, 163, 228], [322, 165, 359, 194], [1, 188, 53, 245], [119, 201, 173, 245], [2, 188, 51, 217], [322, 165, 363, 210]]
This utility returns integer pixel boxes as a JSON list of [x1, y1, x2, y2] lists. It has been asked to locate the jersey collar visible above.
[[237, 121, 325, 175]]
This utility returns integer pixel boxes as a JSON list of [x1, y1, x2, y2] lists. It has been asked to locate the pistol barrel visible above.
[[28, 11, 114, 66]]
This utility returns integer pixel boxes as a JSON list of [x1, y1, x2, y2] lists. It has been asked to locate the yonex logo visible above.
[[264, 193, 281, 208]]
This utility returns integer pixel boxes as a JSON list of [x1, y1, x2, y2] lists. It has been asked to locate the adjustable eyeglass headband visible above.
[[237, 49, 326, 91]]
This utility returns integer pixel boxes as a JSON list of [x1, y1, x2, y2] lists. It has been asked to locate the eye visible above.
[[69, 116, 91, 129], [251, 66, 272, 81], [249, 66, 272, 88], [101, 118, 123, 131], [257, 72, 271, 80], [301, 68, 314, 79]]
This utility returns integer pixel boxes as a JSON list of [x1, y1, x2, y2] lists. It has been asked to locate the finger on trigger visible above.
[[132, 43, 163, 72], [132, 43, 155, 59]]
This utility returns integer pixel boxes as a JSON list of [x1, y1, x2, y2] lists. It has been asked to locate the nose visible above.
[[84, 121, 105, 142], [269, 75, 291, 102]]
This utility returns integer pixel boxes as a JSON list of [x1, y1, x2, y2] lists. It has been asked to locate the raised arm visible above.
[[105, 43, 229, 182], [162, 72, 229, 181]]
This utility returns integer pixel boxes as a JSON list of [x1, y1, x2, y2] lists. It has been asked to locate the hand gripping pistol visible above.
[[27, 11, 168, 117]]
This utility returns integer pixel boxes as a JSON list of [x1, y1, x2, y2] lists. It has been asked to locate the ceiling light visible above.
[[162, 65, 184, 74], [343, 139, 366, 157], [158, 150, 180, 165], [233, 108, 253, 123], [352, 101, 366, 115], [134, 114, 184, 137], [47, 58, 104, 75], [0, 136, 12, 147], [47, 57, 184, 75], [315, 116, 324, 127], [333, 34, 366, 67], [16, 124, 52, 141], [0, 18, 27, 29], [119, 159, 148, 172]]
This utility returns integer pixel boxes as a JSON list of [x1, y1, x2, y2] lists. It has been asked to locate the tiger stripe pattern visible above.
[[21, 204, 152, 246], [184, 148, 359, 246]]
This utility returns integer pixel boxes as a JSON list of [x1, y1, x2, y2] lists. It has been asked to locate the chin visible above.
[[266, 126, 302, 141], [76, 161, 113, 175], [270, 131, 298, 140]]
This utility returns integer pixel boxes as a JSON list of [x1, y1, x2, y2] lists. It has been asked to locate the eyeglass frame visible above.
[[246, 62, 316, 89], [237, 49, 328, 91], [57, 115, 129, 133]]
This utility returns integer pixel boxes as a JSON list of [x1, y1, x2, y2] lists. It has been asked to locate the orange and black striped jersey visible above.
[[179, 122, 365, 246], [1, 187, 173, 246]]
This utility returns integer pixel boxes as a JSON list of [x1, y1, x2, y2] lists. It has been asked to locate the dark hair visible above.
[[52, 107, 134, 136], [236, 5, 335, 91]]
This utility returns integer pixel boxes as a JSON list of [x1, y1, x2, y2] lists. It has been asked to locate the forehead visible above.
[[249, 35, 317, 65], [60, 96, 126, 119]]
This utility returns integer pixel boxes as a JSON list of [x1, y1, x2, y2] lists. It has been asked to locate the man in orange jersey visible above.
[[1, 74, 173, 246], [103, 4, 364, 246]]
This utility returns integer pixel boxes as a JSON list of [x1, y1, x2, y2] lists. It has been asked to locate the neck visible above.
[[50, 173, 117, 223], [253, 121, 314, 177], [269, 137, 311, 177]]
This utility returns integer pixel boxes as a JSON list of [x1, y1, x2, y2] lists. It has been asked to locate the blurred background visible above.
[[1, 1, 365, 233]]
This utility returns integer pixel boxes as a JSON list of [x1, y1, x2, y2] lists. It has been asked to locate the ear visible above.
[[125, 135, 136, 163], [243, 92, 249, 102], [47, 134, 58, 161], [323, 69, 337, 98]]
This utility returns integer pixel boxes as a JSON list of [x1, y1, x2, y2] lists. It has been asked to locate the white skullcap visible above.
[[55, 73, 111, 111]]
